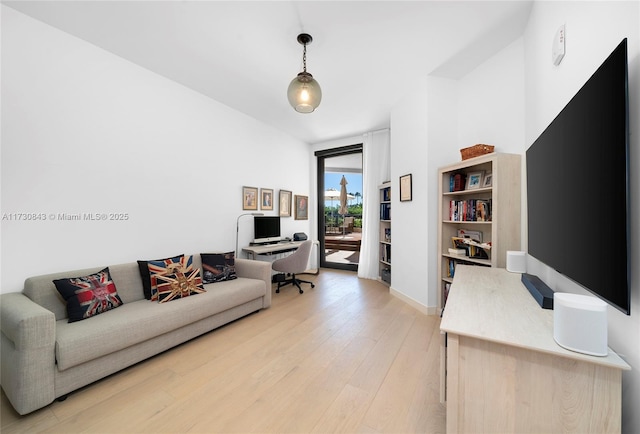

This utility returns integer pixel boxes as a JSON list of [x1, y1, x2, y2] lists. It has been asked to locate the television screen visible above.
[[253, 216, 281, 244], [527, 38, 629, 314]]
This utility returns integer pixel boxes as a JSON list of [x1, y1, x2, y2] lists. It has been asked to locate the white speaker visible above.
[[553, 293, 608, 357], [506, 251, 527, 273]]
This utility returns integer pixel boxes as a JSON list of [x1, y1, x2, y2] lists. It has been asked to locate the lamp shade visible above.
[[287, 72, 322, 113]]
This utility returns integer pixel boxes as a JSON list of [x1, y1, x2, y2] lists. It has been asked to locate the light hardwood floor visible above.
[[1, 269, 445, 434]]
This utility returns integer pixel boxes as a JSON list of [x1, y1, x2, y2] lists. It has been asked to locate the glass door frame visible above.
[[315, 144, 363, 271]]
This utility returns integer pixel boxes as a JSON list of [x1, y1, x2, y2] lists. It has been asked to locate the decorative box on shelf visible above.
[[460, 144, 495, 160]]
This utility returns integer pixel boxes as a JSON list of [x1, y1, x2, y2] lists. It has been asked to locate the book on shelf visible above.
[[447, 257, 491, 279], [443, 282, 451, 308], [452, 236, 492, 259], [381, 243, 391, 263], [382, 188, 391, 202], [380, 203, 391, 220], [384, 227, 391, 242], [449, 198, 492, 222], [450, 173, 466, 192]]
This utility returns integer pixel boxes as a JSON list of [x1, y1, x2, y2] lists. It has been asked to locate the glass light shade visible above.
[[287, 72, 322, 113]]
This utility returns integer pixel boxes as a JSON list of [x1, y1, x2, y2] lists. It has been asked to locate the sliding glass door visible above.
[[315, 145, 363, 271]]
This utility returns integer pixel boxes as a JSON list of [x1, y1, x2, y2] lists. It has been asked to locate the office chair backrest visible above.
[[272, 240, 313, 274]]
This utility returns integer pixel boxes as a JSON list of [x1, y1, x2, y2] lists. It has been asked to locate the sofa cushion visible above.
[[54, 277, 266, 370], [200, 252, 237, 283], [137, 254, 183, 300], [53, 268, 123, 323], [157, 268, 205, 303]]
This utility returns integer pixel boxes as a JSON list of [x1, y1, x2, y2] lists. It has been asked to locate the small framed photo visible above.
[[279, 190, 292, 217], [260, 188, 273, 210], [466, 171, 483, 190], [482, 171, 493, 188], [242, 186, 258, 210], [294, 195, 308, 220], [399, 174, 412, 202]]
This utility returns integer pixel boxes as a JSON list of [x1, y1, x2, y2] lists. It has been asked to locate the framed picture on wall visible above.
[[400, 174, 412, 202], [242, 186, 258, 210], [260, 188, 274, 210], [295, 195, 308, 220], [279, 190, 292, 217]]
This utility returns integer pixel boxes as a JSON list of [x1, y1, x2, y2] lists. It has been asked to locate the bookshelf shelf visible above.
[[442, 254, 492, 266], [442, 220, 491, 225], [443, 186, 493, 196]]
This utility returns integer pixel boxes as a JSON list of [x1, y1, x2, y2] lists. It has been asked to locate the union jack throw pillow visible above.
[[137, 254, 183, 300], [156, 267, 205, 303], [53, 267, 123, 322], [147, 255, 195, 301]]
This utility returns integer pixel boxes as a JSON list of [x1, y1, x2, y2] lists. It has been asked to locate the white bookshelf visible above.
[[437, 152, 521, 313]]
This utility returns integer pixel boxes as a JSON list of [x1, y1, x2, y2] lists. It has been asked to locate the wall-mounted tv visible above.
[[253, 216, 281, 244], [526, 38, 630, 314]]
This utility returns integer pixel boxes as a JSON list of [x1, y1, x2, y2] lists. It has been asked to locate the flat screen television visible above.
[[253, 216, 281, 244], [526, 38, 630, 314]]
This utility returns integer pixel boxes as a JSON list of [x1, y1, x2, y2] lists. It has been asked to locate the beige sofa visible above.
[[0, 256, 272, 415]]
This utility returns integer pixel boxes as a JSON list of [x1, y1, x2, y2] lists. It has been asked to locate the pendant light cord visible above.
[[302, 43, 307, 73]]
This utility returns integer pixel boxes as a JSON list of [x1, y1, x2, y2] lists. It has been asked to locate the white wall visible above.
[[389, 76, 457, 312], [389, 38, 524, 312], [457, 38, 526, 155], [457, 38, 528, 246], [0, 6, 311, 293], [389, 77, 430, 310], [523, 2, 640, 431]]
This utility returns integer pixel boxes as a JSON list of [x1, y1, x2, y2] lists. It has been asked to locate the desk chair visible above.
[[272, 240, 315, 294]]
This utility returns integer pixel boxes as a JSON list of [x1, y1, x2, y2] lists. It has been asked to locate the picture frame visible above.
[[399, 174, 412, 202], [294, 195, 308, 220], [482, 171, 493, 188], [279, 190, 292, 217], [260, 188, 273, 211], [466, 171, 483, 190], [242, 186, 258, 210]]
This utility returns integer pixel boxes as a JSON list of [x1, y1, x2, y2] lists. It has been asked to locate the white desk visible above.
[[440, 265, 630, 434], [242, 240, 304, 260]]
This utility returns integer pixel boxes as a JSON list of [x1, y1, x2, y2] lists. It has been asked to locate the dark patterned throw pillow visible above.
[[53, 267, 123, 322], [200, 252, 237, 284], [147, 255, 195, 301], [156, 267, 205, 303], [137, 254, 183, 300]]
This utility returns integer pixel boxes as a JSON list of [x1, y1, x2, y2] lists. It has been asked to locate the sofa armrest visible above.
[[234, 258, 272, 308], [1, 292, 56, 415]]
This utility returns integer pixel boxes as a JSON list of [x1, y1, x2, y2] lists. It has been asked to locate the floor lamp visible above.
[[236, 212, 263, 258]]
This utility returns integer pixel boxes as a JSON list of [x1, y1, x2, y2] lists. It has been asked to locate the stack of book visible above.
[[449, 199, 492, 221], [380, 203, 391, 220]]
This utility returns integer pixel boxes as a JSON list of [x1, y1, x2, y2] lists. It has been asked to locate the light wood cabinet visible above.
[[378, 182, 391, 286], [441, 266, 630, 433], [437, 152, 521, 313]]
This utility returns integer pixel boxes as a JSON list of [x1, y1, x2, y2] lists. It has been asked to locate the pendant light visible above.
[[287, 33, 322, 113]]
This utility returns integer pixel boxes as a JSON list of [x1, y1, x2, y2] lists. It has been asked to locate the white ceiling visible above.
[[3, 0, 533, 144]]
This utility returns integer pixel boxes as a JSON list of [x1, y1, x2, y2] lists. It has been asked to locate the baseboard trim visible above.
[[389, 287, 437, 316]]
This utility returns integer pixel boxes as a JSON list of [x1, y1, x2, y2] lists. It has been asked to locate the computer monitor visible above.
[[253, 216, 281, 244]]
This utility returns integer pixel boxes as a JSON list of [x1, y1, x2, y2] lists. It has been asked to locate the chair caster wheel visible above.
[[299, 289, 304, 294], [311, 284, 315, 288], [276, 289, 280, 293]]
